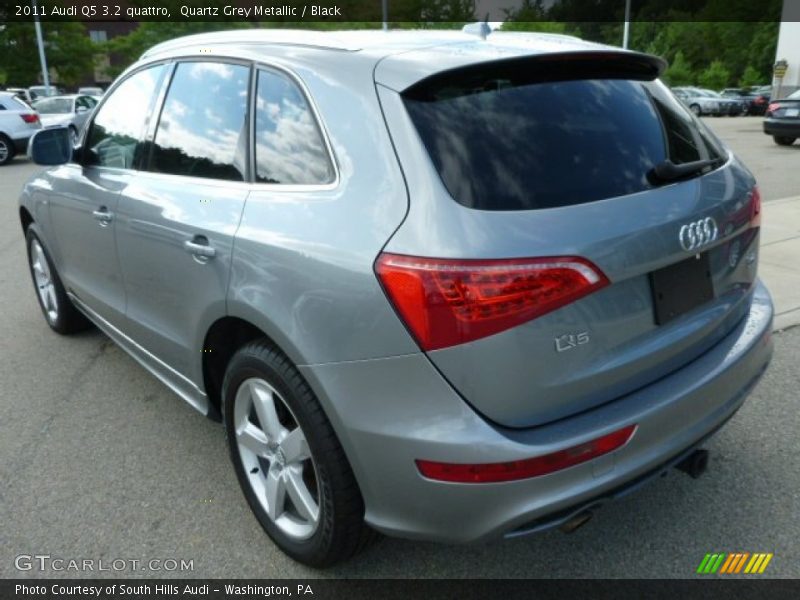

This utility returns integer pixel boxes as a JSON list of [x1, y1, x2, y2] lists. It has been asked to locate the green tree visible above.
[[739, 65, 762, 88], [698, 60, 731, 90], [0, 21, 96, 87], [663, 51, 694, 86]]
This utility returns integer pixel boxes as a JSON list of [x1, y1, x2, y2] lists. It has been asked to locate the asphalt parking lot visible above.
[[1, 116, 799, 579]]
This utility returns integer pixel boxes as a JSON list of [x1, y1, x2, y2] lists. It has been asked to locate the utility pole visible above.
[[382, 0, 388, 31], [32, 0, 50, 92], [623, 0, 631, 49]]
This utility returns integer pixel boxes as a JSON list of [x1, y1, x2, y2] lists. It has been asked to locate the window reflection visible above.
[[255, 70, 334, 185], [85, 65, 165, 169], [150, 62, 249, 182]]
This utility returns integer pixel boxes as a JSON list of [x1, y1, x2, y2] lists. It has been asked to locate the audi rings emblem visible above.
[[678, 217, 718, 252]]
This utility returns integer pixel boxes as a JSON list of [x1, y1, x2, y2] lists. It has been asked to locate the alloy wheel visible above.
[[0, 139, 8, 163], [30, 239, 59, 324], [233, 377, 320, 541]]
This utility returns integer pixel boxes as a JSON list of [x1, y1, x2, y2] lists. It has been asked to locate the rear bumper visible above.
[[301, 281, 773, 543], [764, 119, 800, 137]]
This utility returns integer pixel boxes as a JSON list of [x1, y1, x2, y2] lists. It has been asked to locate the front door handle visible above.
[[92, 207, 113, 226], [184, 237, 216, 262]]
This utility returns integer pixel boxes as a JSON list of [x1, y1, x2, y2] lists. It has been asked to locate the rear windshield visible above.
[[404, 70, 725, 211]]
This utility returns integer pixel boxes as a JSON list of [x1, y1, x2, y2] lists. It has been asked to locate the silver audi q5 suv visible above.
[[20, 29, 773, 566]]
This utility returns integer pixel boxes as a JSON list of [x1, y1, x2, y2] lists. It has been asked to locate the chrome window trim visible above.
[[249, 60, 340, 192]]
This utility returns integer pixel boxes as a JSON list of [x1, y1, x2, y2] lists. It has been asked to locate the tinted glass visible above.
[[85, 65, 165, 169], [404, 76, 723, 211], [254, 69, 334, 185], [149, 62, 249, 181]]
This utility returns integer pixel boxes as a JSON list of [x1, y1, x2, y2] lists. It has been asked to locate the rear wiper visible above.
[[647, 157, 724, 184]]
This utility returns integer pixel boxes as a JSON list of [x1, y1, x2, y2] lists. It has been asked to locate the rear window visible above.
[[404, 69, 725, 211]]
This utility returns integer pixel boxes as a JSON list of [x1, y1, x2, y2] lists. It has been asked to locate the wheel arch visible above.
[[20, 206, 34, 233]]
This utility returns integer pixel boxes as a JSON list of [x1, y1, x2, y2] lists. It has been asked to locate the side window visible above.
[[148, 61, 249, 181], [254, 69, 334, 185], [85, 64, 165, 169]]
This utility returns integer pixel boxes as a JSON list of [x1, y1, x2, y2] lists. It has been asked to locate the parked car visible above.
[[764, 88, 800, 146], [33, 94, 98, 144], [0, 91, 42, 165], [721, 88, 758, 114], [19, 29, 773, 567], [29, 85, 65, 98], [78, 86, 104, 96], [694, 88, 744, 116], [672, 87, 722, 116], [732, 86, 771, 115], [4, 87, 37, 105]]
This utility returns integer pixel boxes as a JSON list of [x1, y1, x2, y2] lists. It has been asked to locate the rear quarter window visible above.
[[404, 71, 724, 211]]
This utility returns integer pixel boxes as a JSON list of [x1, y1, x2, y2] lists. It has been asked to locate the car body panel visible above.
[[18, 29, 775, 544]]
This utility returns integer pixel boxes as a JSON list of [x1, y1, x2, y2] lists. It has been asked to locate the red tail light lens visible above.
[[767, 102, 781, 114], [20, 113, 39, 124], [750, 186, 761, 227], [416, 424, 637, 483], [375, 253, 609, 351]]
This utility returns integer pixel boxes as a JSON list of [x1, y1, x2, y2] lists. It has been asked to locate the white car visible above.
[[672, 87, 722, 116], [0, 91, 42, 165], [78, 86, 104, 96], [33, 94, 99, 144]]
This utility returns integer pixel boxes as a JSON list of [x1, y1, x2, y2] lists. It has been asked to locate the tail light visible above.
[[767, 102, 780, 114], [750, 186, 761, 227], [375, 253, 609, 351], [20, 113, 39, 124], [416, 424, 637, 483]]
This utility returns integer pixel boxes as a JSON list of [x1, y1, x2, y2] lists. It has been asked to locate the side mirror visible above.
[[29, 127, 72, 166]]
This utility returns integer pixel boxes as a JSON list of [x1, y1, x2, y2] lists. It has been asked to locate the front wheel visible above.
[[774, 136, 797, 146], [690, 104, 702, 116], [222, 340, 376, 567], [25, 229, 91, 334]]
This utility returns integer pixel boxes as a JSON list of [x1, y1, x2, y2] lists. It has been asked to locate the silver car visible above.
[[19, 29, 773, 567], [33, 94, 98, 145]]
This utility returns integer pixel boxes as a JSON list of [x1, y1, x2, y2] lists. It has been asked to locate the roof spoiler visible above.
[[403, 50, 668, 99]]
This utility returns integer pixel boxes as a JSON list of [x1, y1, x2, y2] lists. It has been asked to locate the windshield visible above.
[[404, 75, 724, 211], [34, 98, 73, 114]]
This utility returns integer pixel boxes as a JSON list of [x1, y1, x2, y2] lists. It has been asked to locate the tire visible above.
[[25, 229, 92, 334], [0, 133, 15, 166], [222, 340, 376, 567], [68, 126, 78, 146], [774, 136, 797, 146], [690, 104, 702, 116]]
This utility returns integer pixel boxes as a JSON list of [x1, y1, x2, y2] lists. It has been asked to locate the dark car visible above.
[[695, 88, 744, 116], [764, 89, 800, 145], [721, 88, 769, 116]]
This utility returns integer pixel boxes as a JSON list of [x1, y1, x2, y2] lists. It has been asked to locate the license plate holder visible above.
[[650, 253, 714, 325]]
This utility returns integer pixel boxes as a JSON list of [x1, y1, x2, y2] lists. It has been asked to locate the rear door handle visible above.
[[184, 237, 216, 261], [92, 207, 113, 226]]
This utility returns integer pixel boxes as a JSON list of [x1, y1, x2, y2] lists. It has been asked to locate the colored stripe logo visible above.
[[697, 552, 773, 574]]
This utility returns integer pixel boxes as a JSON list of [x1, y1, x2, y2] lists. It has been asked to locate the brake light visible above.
[[750, 186, 761, 227], [375, 253, 609, 351], [767, 102, 781, 114], [20, 113, 39, 124], [416, 424, 637, 483]]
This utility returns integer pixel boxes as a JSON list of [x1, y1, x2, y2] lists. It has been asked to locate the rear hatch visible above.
[[377, 50, 761, 428]]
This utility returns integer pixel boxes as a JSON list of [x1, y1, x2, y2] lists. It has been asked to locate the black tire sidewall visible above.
[[222, 349, 337, 565]]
